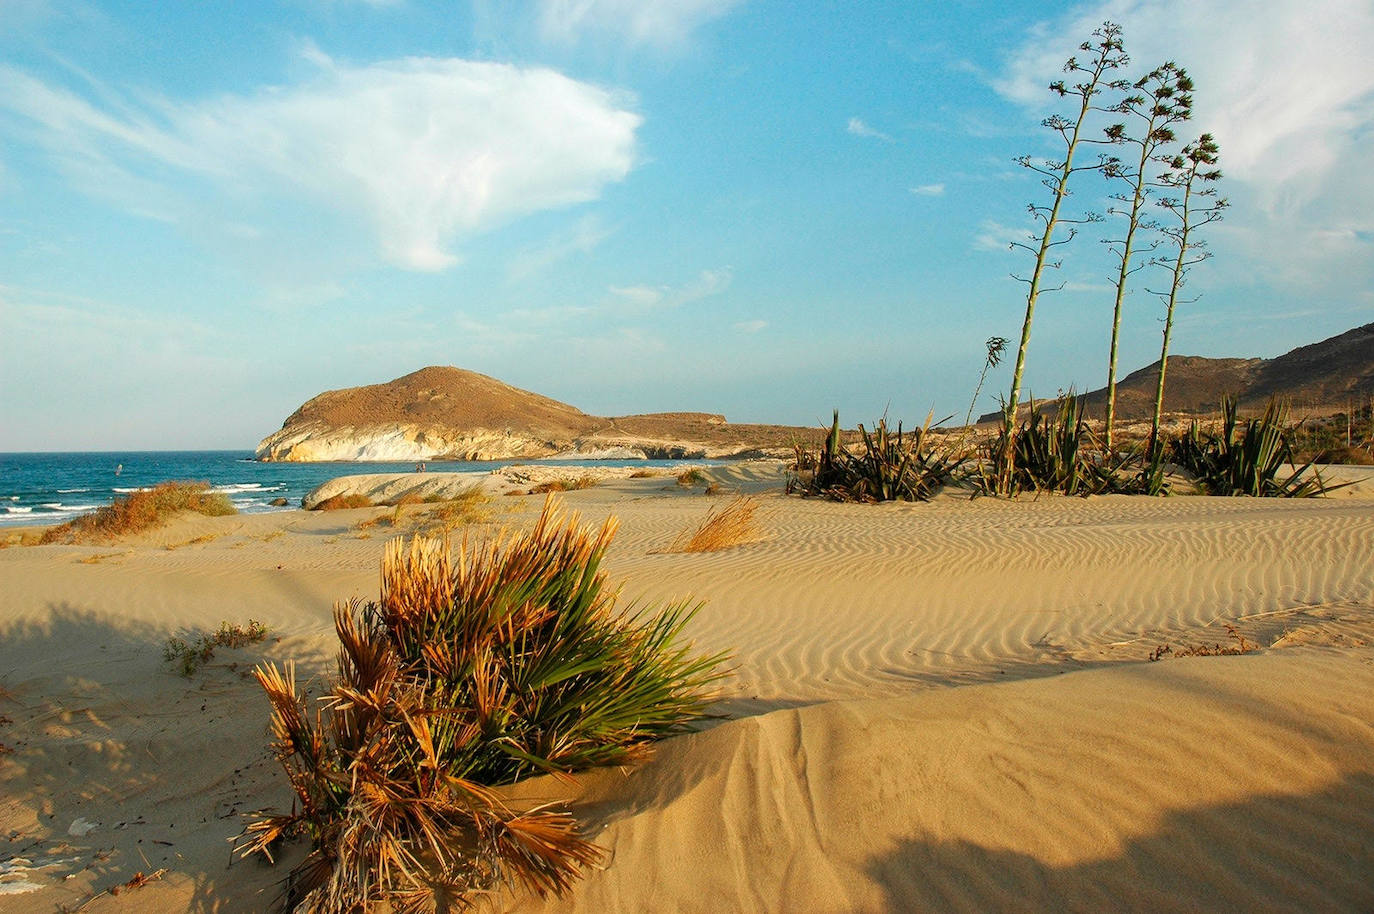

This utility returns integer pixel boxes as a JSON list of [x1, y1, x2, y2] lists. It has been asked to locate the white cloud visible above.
[[972, 220, 1031, 252], [734, 319, 767, 333], [909, 183, 945, 196], [608, 267, 732, 313], [608, 284, 665, 308], [995, 0, 1374, 287], [847, 117, 893, 142], [536, 0, 739, 48], [0, 52, 641, 271]]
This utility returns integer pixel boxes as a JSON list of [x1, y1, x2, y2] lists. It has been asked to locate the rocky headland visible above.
[[256, 366, 816, 462]]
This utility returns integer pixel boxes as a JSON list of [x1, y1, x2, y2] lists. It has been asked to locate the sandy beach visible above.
[[2, 463, 1372, 912]]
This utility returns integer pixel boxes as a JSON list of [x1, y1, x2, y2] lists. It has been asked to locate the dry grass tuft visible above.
[[1, 530, 44, 548], [666, 496, 763, 553], [528, 474, 599, 494], [312, 494, 375, 511], [1148, 624, 1257, 661], [628, 469, 660, 479], [39, 481, 236, 545], [239, 497, 727, 912], [165, 533, 220, 550]]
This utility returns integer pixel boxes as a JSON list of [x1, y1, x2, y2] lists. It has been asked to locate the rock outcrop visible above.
[[257, 367, 813, 462]]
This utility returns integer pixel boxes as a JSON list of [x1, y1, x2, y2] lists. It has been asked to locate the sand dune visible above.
[[1, 465, 1371, 911]]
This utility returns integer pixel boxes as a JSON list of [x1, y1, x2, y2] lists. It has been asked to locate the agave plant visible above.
[[1170, 397, 1342, 497], [239, 499, 728, 912], [792, 411, 962, 502], [977, 395, 1121, 497]]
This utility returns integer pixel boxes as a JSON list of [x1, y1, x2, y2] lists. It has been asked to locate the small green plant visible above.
[[40, 481, 237, 544], [675, 468, 706, 487], [163, 619, 270, 676], [239, 499, 727, 912], [1170, 397, 1345, 497]]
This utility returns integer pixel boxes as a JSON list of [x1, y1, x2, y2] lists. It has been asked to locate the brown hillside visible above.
[[279, 366, 601, 439], [980, 322, 1374, 423]]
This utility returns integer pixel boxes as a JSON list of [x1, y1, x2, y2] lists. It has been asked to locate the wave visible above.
[[112, 487, 152, 493], [57, 488, 90, 494], [213, 482, 285, 493], [3, 506, 32, 514]]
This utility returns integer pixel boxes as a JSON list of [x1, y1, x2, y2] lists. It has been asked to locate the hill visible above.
[[256, 367, 817, 461], [980, 322, 1374, 423]]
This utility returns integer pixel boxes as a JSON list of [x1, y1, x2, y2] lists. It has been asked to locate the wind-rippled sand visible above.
[[1, 464, 1372, 912]]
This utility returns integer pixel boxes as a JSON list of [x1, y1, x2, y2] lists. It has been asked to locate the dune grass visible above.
[[163, 619, 271, 676], [676, 468, 706, 487], [39, 481, 236, 544], [239, 498, 728, 912], [312, 493, 375, 511], [667, 496, 762, 553], [528, 474, 599, 494]]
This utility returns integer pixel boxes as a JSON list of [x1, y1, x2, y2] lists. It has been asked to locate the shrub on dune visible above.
[[1171, 397, 1345, 497], [312, 494, 375, 511], [239, 498, 728, 912], [791, 411, 962, 502], [40, 480, 236, 544]]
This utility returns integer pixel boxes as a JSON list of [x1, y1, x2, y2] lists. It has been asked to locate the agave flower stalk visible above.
[[1003, 22, 1130, 444], [1101, 62, 1193, 454], [1148, 133, 1227, 457]]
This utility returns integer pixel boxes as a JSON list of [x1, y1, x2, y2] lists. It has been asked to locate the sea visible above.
[[0, 451, 701, 527]]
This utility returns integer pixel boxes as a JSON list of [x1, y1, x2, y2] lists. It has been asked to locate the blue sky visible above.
[[2, 0, 1371, 450]]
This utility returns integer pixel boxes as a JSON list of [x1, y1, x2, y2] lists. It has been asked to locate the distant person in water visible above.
[[115, 464, 122, 476]]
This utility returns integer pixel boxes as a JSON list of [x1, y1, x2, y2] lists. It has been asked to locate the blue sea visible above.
[[0, 452, 700, 527]]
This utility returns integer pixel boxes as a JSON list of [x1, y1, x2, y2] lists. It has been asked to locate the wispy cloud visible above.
[[909, 183, 945, 196], [0, 50, 641, 271], [972, 220, 1029, 252], [608, 267, 732, 312], [535, 0, 739, 49], [994, 0, 1374, 287], [847, 116, 893, 142], [507, 214, 615, 282], [734, 319, 767, 333]]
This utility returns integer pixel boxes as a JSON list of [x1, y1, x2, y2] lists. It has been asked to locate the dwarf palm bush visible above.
[[1171, 397, 1340, 497], [239, 499, 727, 912], [791, 411, 962, 502]]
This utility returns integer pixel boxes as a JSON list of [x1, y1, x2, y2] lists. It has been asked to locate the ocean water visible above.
[[0, 451, 699, 527]]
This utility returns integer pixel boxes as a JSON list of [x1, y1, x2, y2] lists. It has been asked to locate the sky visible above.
[[1, 0, 1371, 451]]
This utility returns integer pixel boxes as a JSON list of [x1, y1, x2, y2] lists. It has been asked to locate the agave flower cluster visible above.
[[239, 499, 727, 913]]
